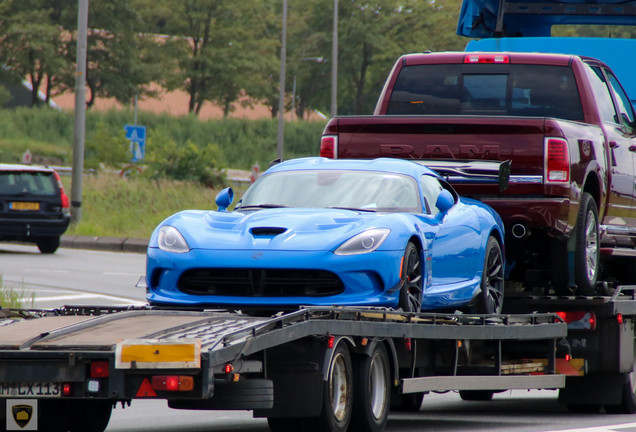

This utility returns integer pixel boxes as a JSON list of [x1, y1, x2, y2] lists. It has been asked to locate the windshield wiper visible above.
[[235, 204, 290, 210], [326, 206, 377, 212]]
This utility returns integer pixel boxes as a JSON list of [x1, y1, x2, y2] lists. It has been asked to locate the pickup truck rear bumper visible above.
[[479, 197, 572, 238]]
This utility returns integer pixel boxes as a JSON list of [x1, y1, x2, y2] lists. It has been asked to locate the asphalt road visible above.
[[0, 242, 146, 308], [2, 243, 636, 432]]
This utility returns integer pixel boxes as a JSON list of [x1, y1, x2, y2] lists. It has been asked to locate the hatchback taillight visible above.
[[54, 171, 71, 215], [545, 138, 570, 183], [320, 135, 337, 158]]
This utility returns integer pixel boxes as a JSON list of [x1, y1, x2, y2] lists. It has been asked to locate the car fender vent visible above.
[[250, 227, 287, 237]]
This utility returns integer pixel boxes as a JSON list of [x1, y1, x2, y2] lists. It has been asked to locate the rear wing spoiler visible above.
[[417, 160, 512, 192]]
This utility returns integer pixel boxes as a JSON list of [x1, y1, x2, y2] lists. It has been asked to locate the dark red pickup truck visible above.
[[321, 51, 636, 295]]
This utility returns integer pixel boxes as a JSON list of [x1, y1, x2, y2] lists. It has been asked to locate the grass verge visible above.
[[64, 171, 248, 239], [0, 276, 34, 309]]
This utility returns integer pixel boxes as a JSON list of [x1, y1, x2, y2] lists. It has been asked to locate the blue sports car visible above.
[[146, 157, 505, 313]]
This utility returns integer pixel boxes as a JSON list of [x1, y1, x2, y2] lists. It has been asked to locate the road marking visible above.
[[103, 272, 141, 276], [11, 286, 147, 307], [553, 422, 636, 432]]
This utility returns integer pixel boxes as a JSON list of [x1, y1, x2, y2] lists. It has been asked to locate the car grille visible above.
[[178, 268, 344, 297]]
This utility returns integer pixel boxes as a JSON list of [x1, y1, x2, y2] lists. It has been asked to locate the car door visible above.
[[586, 65, 635, 242], [605, 70, 636, 236], [419, 175, 482, 295]]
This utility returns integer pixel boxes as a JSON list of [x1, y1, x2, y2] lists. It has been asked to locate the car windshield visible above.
[[0, 171, 57, 196], [238, 169, 422, 213]]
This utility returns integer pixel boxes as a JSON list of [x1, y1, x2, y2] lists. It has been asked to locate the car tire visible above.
[[474, 236, 504, 314], [398, 242, 423, 312], [573, 192, 599, 295], [36, 236, 60, 254]]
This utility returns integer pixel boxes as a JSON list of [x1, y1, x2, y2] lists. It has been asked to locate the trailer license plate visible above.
[[10, 202, 39, 211], [0, 382, 61, 397]]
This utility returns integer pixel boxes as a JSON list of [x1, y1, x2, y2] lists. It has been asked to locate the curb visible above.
[[61, 235, 148, 254]]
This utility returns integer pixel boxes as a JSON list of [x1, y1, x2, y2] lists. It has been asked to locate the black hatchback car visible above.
[[0, 163, 71, 253]]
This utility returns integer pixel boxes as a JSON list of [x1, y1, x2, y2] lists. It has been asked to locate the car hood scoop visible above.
[[180, 208, 378, 250], [250, 227, 287, 237]]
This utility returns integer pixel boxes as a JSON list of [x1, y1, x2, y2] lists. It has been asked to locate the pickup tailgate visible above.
[[327, 115, 547, 179]]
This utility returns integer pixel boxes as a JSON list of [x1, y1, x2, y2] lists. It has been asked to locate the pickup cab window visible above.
[[607, 71, 635, 128], [586, 65, 620, 125], [387, 64, 583, 121]]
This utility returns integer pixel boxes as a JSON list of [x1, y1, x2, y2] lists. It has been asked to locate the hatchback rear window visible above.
[[0, 171, 57, 196], [386, 64, 584, 121]]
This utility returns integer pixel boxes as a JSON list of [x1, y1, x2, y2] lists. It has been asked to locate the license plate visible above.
[[0, 382, 61, 398], [10, 202, 39, 211]]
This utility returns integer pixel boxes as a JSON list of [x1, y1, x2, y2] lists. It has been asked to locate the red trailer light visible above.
[[405, 337, 412, 351], [556, 311, 596, 330], [225, 364, 234, 374], [545, 138, 570, 183], [320, 136, 337, 158], [90, 361, 109, 378], [151, 375, 194, 392], [617, 313, 624, 324], [327, 335, 335, 349], [62, 383, 72, 396], [464, 54, 509, 64]]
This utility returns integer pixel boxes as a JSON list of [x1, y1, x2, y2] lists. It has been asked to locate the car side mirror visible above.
[[435, 189, 454, 214], [215, 187, 234, 212]]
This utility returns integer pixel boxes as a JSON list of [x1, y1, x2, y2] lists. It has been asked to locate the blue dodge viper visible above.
[[146, 157, 505, 313]]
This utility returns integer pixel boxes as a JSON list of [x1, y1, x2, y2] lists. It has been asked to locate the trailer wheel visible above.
[[398, 242, 423, 312], [474, 236, 504, 314], [351, 344, 391, 432], [567, 404, 601, 413], [605, 366, 636, 414], [267, 417, 303, 432], [317, 342, 354, 432], [574, 192, 599, 295], [459, 390, 495, 401]]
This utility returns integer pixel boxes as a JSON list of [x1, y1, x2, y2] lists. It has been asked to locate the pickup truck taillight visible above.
[[320, 135, 338, 159], [545, 138, 570, 183]]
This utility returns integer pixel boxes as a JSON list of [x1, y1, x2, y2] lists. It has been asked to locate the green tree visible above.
[[58, 0, 165, 108], [283, 0, 467, 116], [139, 0, 278, 117], [0, 0, 69, 107]]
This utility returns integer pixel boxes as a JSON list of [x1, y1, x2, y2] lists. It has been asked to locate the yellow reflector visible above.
[[116, 339, 201, 369]]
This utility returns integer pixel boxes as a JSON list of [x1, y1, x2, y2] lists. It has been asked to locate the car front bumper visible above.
[[146, 247, 405, 308]]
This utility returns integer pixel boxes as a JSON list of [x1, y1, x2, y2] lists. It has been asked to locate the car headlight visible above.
[[158, 226, 190, 253], [334, 228, 390, 256]]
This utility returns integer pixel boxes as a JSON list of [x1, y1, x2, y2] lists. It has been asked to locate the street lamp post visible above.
[[276, 0, 288, 161], [331, 0, 338, 117], [71, 0, 88, 224]]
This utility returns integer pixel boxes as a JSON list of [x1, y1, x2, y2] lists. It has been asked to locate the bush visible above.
[[0, 108, 326, 172], [143, 135, 225, 187], [84, 122, 130, 170]]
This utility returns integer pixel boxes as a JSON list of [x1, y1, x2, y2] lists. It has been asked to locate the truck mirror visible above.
[[215, 187, 234, 212]]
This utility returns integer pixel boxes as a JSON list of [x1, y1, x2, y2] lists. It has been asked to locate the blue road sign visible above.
[[124, 125, 146, 162]]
